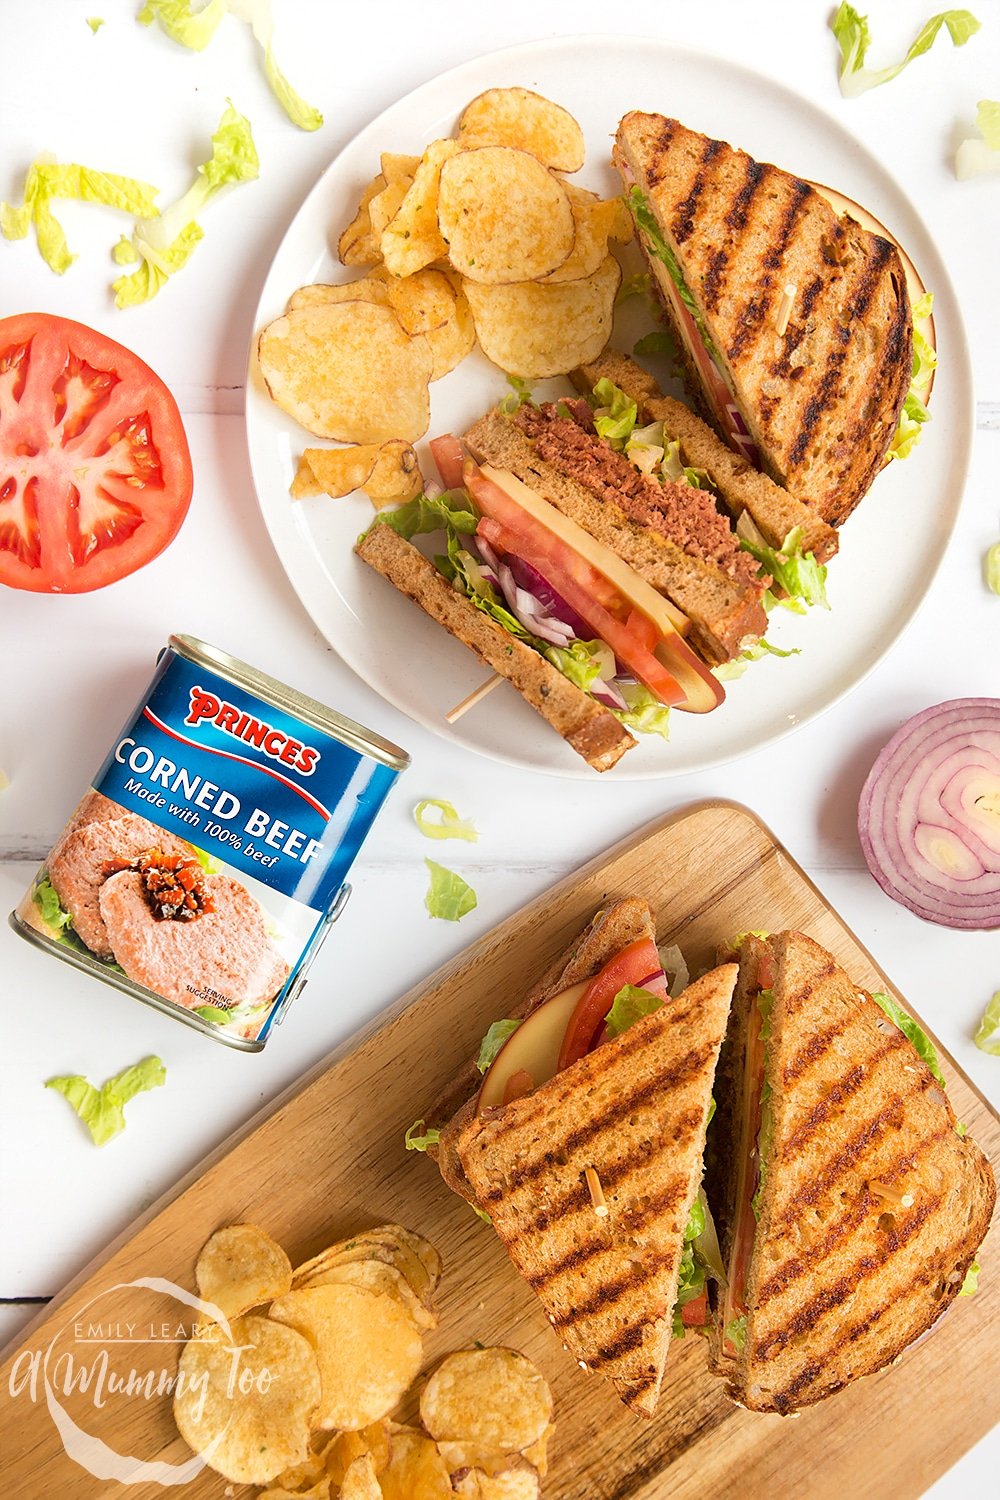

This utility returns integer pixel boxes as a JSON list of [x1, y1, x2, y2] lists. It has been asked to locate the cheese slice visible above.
[[481, 465, 689, 637]]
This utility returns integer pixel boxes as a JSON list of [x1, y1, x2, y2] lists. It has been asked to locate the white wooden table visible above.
[[1, 3, 998, 1493]]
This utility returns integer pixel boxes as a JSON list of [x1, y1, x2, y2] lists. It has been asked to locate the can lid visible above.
[[169, 635, 409, 771]]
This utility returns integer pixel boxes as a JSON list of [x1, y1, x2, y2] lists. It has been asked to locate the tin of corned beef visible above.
[[11, 635, 408, 1050]]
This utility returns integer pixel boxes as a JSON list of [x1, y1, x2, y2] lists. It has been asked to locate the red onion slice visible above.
[[858, 698, 1000, 930]]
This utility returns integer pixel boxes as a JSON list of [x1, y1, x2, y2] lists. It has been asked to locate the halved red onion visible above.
[[858, 699, 1000, 930]]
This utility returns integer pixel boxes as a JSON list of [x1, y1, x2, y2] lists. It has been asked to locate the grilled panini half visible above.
[[709, 930, 995, 1414], [614, 113, 912, 525], [573, 352, 838, 565], [456, 960, 736, 1417], [464, 404, 767, 665]]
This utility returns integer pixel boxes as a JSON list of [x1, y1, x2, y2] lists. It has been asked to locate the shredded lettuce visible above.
[[438, 534, 541, 642], [497, 375, 535, 415], [543, 638, 614, 693], [974, 990, 1000, 1056], [612, 683, 671, 741], [832, 4, 980, 98], [113, 101, 258, 307], [476, 1019, 521, 1073], [46, 1056, 166, 1146], [1, 159, 159, 274], [724, 1314, 747, 1351], [424, 859, 477, 922], [604, 984, 663, 1038], [985, 543, 1000, 595], [738, 524, 829, 612], [404, 1120, 441, 1152], [625, 420, 712, 491], [368, 490, 478, 540], [959, 1260, 980, 1295], [35, 874, 74, 933], [592, 377, 638, 448], [886, 292, 937, 462], [871, 991, 946, 1085], [413, 798, 478, 844], [957, 99, 1000, 179], [138, 0, 322, 130], [628, 186, 721, 363], [87, 16, 106, 32], [713, 638, 801, 681]]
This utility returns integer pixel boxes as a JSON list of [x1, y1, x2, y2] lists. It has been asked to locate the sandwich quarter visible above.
[[11, 634, 408, 1049]]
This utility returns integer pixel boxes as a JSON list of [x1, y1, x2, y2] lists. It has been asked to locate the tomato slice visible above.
[[0, 313, 192, 593], [558, 936, 667, 1071], [429, 433, 466, 490], [681, 1290, 709, 1328]]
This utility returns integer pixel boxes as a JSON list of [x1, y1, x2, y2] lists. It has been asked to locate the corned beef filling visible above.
[[100, 849, 214, 921], [517, 402, 760, 589]]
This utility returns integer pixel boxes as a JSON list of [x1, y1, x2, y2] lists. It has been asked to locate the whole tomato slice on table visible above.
[[0, 313, 193, 592]]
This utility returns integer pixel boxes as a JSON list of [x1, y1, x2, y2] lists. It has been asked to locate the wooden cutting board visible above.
[[3, 802, 998, 1499]]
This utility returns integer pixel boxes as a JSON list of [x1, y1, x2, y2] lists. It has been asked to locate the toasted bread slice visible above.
[[457, 961, 737, 1417], [464, 406, 767, 664], [355, 524, 634, 771], [573, 352, 838, 565], [614, 113, 912, 525], [714, 931, 995, 1413], [430, 897, 658, 1203]]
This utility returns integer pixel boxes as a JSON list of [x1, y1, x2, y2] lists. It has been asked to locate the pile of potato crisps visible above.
[[172, 1221, 554, 1497], [255, 85, 631, 504]]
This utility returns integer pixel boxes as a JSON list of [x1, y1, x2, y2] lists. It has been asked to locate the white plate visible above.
[[245, 34, 973, 780]]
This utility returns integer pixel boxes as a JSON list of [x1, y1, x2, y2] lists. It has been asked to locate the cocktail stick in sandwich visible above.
[[410, 898, 737, 1418], [707, 930, 996, 1414], [614, 113, 916, 525]]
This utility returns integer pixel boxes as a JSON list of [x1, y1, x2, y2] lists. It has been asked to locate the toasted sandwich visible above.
[[410, 897, 736, 1417], [614, 112, 914, 525], [707, 929, 996, 1413]]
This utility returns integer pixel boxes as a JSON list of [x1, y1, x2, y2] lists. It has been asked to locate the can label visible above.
[[15, 643, 403, 1047]]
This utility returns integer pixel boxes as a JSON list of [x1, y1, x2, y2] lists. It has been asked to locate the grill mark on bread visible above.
[[548, 1249, 677, 1327], [671, 138, 722, 244], [781, 1014, 852, 1085], [755, 1194, 940, 1363], [529, 1169, 693, 1266], [591, 1317, 657, 1369], [780, 958, 837, 1015], [726, 178, 812, 362], [724, 156, 764, 232], [754, 1123, 952, 1306], [780, 1031, 911, 1157], [648, 118, 678, 186], [703, 247, 729, 313]]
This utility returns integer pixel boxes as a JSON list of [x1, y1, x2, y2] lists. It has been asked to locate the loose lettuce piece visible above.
[[46, 1056, 166, 1146], [832, 4, 980, 98], [985, 542, 1000, 596], [368, 489, 478, 540], [974, 991, 1000, 1055], [87, 16, 106, 32], [138, 0, 322, 130], [497, 374, 535, 415], [957, 100, 1000, 179], [424, 859, 477, 922], [616, 270, 651, 305], [872, 991, 946, 1084], [713, 637, 801, 681], [114, 101, 258, 307], [612, 683, 671, 741], [413, 798, 479, 843], [633, 329, 676, 357], [960, 1260, 980, 1295], [591, 377, 637, 448], [628, 187, 722, 363], [404, 1119, 441, 1152], [739, 524, 829, 612], [604, 984, 663, 1038], [1, 158, 159, 274], [476, 1019, 521, 1073], [543, 638, 614, 693]]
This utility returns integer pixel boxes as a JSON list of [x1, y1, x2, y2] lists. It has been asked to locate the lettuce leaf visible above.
[[957, 99, 1000, 179], [974, 990, 1000, 1055], [959, 1260, 980, 1295], [413, 798, 479, 843], [832, 4, 980, 98], [543, 639, 614, 693], [438, 535, 542, 643], [628, 187, 721, 363], [713, 637, 801, 680], [1, 159, 159, 274], [138, 0, 322, 130], [604, 984, 663, 1038], [986, 543, 1000, 596], [497, 375, 535, 415], [612, 683, 671, 741], [724, 1315, 747, 1351], [871, 991, 946, 1084], [887, 292, 937, 462], [476, 1020, 520, 1073], [367, 490, 478, 540], [114, 101, 258, 307], [424, 859, 477, 922], [87, 17, 106, 33], [633, 329, 676, 358], [46, 1056, 166, 1146], [35, 874, 74, 932], [592, 377, 637, 448], [739, 525, 829, 612], [404, 1120, 441, 1152]]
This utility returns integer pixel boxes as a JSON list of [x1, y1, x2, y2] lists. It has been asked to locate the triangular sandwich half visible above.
[[416, 897, 735, 1418], [707, 929, 996, 1413], [614, 112, 913, 525]]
